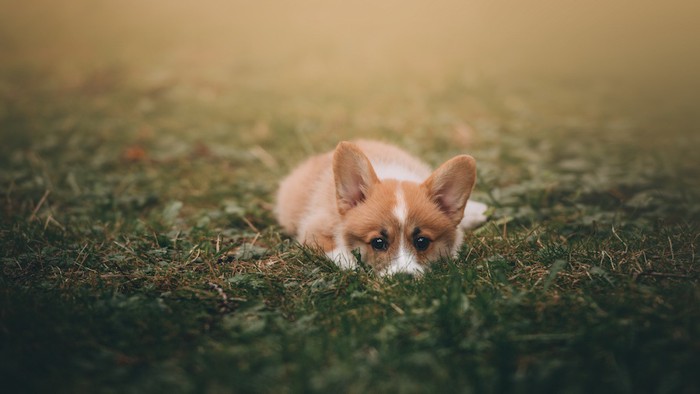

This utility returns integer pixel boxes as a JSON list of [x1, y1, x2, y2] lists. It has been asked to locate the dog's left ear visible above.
[[333, 141, 380, 215], [422, 155, 476, 225]]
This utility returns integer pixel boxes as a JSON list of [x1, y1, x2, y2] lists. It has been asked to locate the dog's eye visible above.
[[413, 236, 431, 251], [370, 237, 388, 251]]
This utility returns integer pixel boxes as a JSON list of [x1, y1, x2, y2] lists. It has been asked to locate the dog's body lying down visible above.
[[275, 140, 487, 276]]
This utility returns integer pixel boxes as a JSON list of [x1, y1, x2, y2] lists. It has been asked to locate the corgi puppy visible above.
[[275, 140, 487, 276]]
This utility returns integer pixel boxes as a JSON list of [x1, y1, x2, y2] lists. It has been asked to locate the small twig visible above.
[[531, 277, 543, 290], [463, 246, 473, 263], [74, 243, 93, 271], [189, 249, 201, 264], [611, 225, 628, 253], [249, 232, 261, 247], [642, 251, 650, 269], [600, 250, 613, 270], [29, 190, 51, 221], [44, 215, 65, 231], [172, 230, 181, 249], [249, 145, 279, 170], [113, 241, 135, 254], [12, 258, 22, 270], [205, 257, 217, 278], [389, 302, 405, 315], [208, 282, 228, 303], [242, 216, 259, 233], [186, 244, 198, 259]]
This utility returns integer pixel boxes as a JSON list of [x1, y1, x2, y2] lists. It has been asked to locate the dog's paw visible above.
[[326, 248, 358, 270]]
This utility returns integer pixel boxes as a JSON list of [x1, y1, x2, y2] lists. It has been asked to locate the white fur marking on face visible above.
[[383, 187, 423, 276], [372, 162, 425, 183], [393, 186, 408, 225], [382, 237, 423, 276]]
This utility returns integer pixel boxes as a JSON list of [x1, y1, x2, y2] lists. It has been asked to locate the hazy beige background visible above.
[[1, 0, 698, 94]]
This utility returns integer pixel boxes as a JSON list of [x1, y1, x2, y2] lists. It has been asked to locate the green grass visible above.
[[2, 2, 700, 393]]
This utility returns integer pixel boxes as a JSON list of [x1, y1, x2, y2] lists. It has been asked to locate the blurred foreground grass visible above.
[[1, 1, 699, 393]]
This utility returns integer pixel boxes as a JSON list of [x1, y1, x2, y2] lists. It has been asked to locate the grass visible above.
[[1, 2, 700, 393]]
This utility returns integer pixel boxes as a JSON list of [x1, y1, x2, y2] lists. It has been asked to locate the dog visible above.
[[275, 140, 487, 276]]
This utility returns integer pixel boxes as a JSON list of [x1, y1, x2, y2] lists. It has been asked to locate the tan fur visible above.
[[275, 140, 480, 275]]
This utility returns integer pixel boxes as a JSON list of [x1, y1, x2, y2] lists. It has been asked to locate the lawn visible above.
[[1, 2, 699, 393]]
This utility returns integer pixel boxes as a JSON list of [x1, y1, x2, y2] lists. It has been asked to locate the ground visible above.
[[1, 2, 699, 393]]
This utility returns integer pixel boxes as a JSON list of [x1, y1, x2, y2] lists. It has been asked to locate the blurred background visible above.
[[1, 0, 699, 180], [2, 1, 698, 87]]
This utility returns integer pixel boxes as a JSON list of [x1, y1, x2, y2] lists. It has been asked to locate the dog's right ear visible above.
[[421, 155, 476, 225], [333, 141, 379, 215]]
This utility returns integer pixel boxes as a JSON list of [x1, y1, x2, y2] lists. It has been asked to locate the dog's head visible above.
[[333, 141, 476, 276]]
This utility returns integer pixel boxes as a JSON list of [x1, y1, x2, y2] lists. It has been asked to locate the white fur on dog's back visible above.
[[372, 161, 428, 183], [354, 140, 432, 181]]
